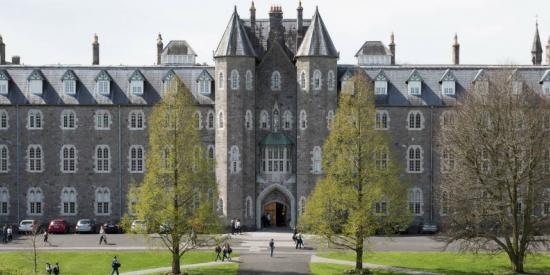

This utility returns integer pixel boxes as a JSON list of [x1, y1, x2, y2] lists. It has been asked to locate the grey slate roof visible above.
[[355, 41, 391, 57], [296, 8, 338, 58], [162, 40, 197, 56], [214, 9, 256, 58], [0, 66, 215, 106], [242, 18, 311, 57]]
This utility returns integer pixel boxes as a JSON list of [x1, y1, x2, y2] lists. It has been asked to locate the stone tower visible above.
[[214, 7, 257, 224], [532, 22, 542, 65]]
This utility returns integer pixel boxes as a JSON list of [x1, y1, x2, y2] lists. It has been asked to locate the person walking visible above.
[[52, 262, 60, 275], [296, 233, 304, 249], [230, 218, 235, 235], [2, 225, 6, 243], [111, 256, 121, 275], [214, 245, 222, 261], [46, 262, 52, 274], [6, 226, 12, 242], [269, 238, 275, 257], [235, 219, 241, 234], [292, 230, 297, 244], [99, 225, 107, 245], [43, 231, 50, 246]]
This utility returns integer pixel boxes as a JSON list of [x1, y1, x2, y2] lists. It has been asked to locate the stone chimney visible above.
[[92, 34, 99, 65], [157, 33, 163, 65], [250, 1, 256, 32], [452, 33, 460, 65], [11, 56, 20, 65], [546, 36, 550, 65], [389, 32, 396, 65], [296, 1, 304, 49], [0, 35, 5, 65], [268, 5, 284, 47]]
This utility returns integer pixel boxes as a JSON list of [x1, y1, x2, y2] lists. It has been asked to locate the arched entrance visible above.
[[256, 184, 295, 229]]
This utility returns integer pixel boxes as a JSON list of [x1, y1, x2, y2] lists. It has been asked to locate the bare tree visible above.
[[440, 68, 550, 273]]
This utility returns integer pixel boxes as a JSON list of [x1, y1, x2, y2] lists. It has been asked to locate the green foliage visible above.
[[310, 263, 406, 275], [119, 213, 133, 233]]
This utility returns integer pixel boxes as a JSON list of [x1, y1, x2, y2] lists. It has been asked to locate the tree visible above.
[[301, 72, 410, 273], [440, 69, 550, 273], [130, 76, 221, 275]]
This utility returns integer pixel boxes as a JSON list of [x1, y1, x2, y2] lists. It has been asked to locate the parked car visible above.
[[48, 219, 70, 234], [103, 221, 122, 234], [75, 219, 97, 233], [131, 220, 147, 233], [18, 220, 40, 234]]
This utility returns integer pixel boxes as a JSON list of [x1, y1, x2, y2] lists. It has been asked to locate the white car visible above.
[[18, 220, 39, 233], [131, 220, 147, 233], [75, 219, 97, 233]]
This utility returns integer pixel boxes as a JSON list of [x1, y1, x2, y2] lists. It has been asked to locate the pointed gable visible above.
[[340, 70, 354, 82], [61, 69, 78, 81], [163, 69, 177, 82], [0, 70, 10, 81], [374, 70, 388, 81], [473, 69, 487, 82], [296, 7, 338, 58], [27, 69, 44, 81], [197, 69, 213, 82], [129, 70, 145, 82], [439, 69, 456, 83], [406, 69, 422, 83], [214, 8, 256, 58], [540, 70, 550, 84], [95, 70, 112, 81]]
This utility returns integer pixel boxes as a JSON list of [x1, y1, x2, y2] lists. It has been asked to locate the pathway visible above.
[[119, 258, 239, 275], [311, 255, 443, 275]]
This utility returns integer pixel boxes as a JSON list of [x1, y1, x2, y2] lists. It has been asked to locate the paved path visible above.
[[311, 255, 442, 275], [119, 258, 239, 275]]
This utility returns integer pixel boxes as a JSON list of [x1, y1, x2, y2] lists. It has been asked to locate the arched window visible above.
[[375, 146, 389, 170], [375, 110, 389, 129], [283, 111, 292, 130], [408, 188, 423, 216], [299, 196, 306, 215], [129, 110, 145, 130], [245, 196, 253, 218], [311, 146, 322, 174], [0, 110, 8, 130], [129, 145, 144, 173], [407, 145, 423, 173], [262, 146, 291, 174], [0, 188, 9, 215], [27, 145, 43, 173], [95, 110, 111, 130], [60, 110, 77, 129], [272, 108, 280, 131], [194, 111, 202, 129], [218, 111, 224, 129], [374, 196, 388, 215], [60, 145, 77, 173], [27, 187, 43, 215], [230, 70, 239, 90], [27, 110, 43, 130], [327, 70, 335, 90], [441, 148, 456, 173], [218, 72, 224, 89], [95, 187, 111, 215], [299, 110, 307, 130], [207, 145, 215, 162], [300, 71, 307, 90], [245, 70, 253, 91], [245, 110, 253, 130], [61, 187, 77, 215], [326, 110, 335, 130], [441, 111, 456, 129], [271, 71, 281, 91], [440, 191, 449, 216], [229, 146, 240, 174], [0, 145, 9, 173], [313, 70, 322, 90], [94, 145, 111, 173], [260, 110, 270, 130], [207, 111, 214, 129], [407, 111, 423, 130]]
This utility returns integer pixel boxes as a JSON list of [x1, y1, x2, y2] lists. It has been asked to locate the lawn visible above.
[[311, 263, 406, 275], [153, 263, 239, 275], [317, 252, 550, 274], [0, 251, 231, 275]]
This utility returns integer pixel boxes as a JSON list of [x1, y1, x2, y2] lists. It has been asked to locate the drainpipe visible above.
[[16, 105, 20, 223], [429, 106, 434, 224], [118, 105, 122, 219]]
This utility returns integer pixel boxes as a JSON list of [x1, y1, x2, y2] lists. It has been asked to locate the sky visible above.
[[2, 0, 550, 66]]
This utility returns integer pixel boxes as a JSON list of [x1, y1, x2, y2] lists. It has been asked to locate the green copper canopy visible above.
[[259, 132, 293, 145]]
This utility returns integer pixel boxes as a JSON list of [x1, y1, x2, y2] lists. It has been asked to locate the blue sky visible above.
[[2, 0, 549, 66]]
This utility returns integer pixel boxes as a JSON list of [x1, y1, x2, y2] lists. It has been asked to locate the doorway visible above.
[[263, 202, 288, 227]]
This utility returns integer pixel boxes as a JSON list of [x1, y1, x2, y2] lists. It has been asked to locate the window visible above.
[[543, 81, 550, 96], [230, 70, 239, 90], [441, 191, 449, 216], [29, 80, 43, 95], [63, 79, 76, 95], [0, 188, 8, 215], [194, 111, 202, 129], [218, 72, 224, 89], [442, 80, 455, 96], [27, 188, 43, 215], [95, 188, 111, 215], [375, 146, 389, 170], [95, 110, 111, 130], [207, 145, 215, 163], [262, 146, 291, 174], [98, 80, 110, 95], [27, 145, 43, 173], [0, 110, 7, 129], [61, 187, 77, 215], [407, 145, 423, 173], [128, 110, 145, 130], [327, 70, 335, 91], [311, 146, 322, 174], [375, 110, 389, 130], [441, 111, 456, 129], [0, 145, 8, 172], [27, 110, 43, 130], [60, 145, 77, 173], [299, 196, 306, 215], [407, 111, 423, 130], [374, 80, 387, 95], [207, 111, 214, 129], [130, 76, 144, 95], [229, 146, 240, 174], [245, 70, 253, 91], [408, 188, 423, 215], [283, 111, 292, 130], [374, 198, 388, 216], [300, 71, 307, 90], [408, 81, 421, 96], [245, 196, 253, 218], [326, 110, 335, 130], [218, 111, 224, 129], [260, 110, 269, 130], [512, 81, 522, 95], [300, 110, 307, 130], [129, 145, 144, 173], [60, 110, 77, 129], [245, 110, 253, 130], [313, 70, 322, 90], [198, 78, 211, 94], [94, 145, 111, 173], [0, 80, 8, 95], [441, 148, 455, 173], [271, 71, 281, 91]]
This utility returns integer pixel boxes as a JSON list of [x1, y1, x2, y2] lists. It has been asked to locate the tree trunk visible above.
[[172, 246, 181, 274], [509, 252, 525, 273], [355, 228, 364, 271]]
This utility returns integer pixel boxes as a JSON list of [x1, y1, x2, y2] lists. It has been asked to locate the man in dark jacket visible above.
[[111, 256, 121, 275], [269, 239, 275, 257]]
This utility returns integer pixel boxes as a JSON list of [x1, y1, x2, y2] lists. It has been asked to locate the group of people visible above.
[[230, 218, 242, 234], [292, 229, 305, 249], [1, 225, 13, 243], [45, 262, 60, 275], [260, 213, 272, 228], [214, 243, 233, 262]]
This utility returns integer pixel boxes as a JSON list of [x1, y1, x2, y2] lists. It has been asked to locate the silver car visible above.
[[18, 220, 39, 233], [75, 219, 96, 233]]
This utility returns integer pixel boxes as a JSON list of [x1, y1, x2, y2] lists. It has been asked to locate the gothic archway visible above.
[[256, 184, 295, 229]]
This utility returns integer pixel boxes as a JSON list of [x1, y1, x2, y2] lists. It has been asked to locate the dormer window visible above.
[[0, 70, 9, 95], [129, 70, 145, 96], [340, 71, 354, 94], [196, 70, 213, 95], [374, 81, 387, 95], [163, 70, 177, 94], [28, 70, 44, 95], [473, 69, 489, 95], [440, 69, 456, 96], [61, 70, 78, 96], [96, 70, 111, 96], [407, 69, 422, 96]]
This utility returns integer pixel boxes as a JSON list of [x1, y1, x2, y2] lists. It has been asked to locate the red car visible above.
[[48, 219, 70, 234]]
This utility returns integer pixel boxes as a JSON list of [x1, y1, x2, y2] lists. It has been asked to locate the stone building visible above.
[[0, 3, 549, 231]]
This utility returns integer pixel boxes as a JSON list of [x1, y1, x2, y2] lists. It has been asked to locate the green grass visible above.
[[317, 252, 550, 274], [310, 263, 406, 275], [0, 251, 230, 275], [153, 263, 239, 275]]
